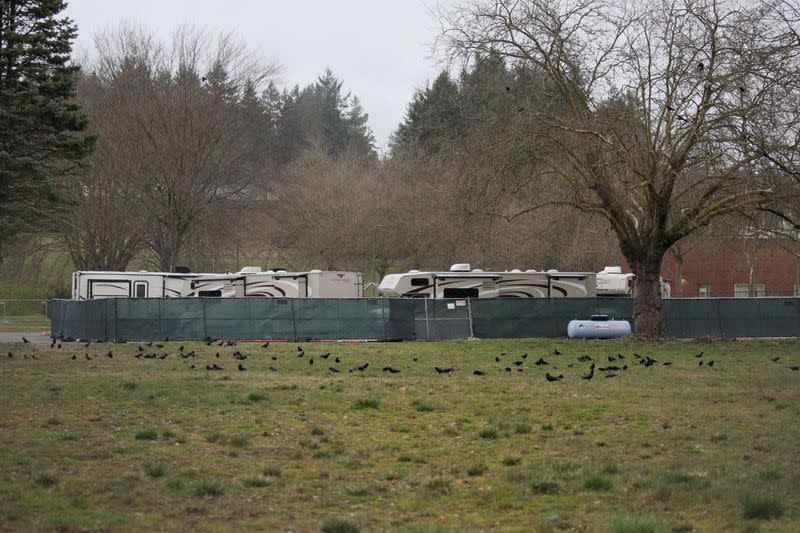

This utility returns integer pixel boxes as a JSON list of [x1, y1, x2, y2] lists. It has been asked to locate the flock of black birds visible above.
[[5, 334, 800, 381]]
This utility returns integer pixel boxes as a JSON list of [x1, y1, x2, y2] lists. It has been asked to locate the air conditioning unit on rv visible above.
[[450, 263, 471, 272]]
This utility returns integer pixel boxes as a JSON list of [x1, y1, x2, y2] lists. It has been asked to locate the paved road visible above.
[[0, 332, 52, 344]]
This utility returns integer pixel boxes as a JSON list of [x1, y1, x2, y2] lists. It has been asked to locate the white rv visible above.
[[596, 266, 671, 298], [379, 264, 597, 298], [186, 268, 364, 298], [71, 270, 219, 300]]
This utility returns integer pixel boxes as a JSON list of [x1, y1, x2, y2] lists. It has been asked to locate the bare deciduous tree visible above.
[[438, 0, 800, 337], [79, 25, 279, 271]]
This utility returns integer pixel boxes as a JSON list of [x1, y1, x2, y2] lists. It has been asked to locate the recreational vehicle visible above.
[[379, 264, 670, 299], [186, 268, 364, 298], [71, 269, 215, 300], [379, 264, 597, 298], [596, 266, 671, 298], [71, 268, 363, 300]]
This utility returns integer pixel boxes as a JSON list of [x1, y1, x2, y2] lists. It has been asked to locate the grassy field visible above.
[[0, 337, 798, 532]]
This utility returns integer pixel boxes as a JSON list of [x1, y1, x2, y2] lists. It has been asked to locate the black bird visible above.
[[473, 369, 485, 376], [545, 373, 563, 382], [137, 346, 144, 352], [521, 353, 528, 359], [512, 360, 524, 366], [190, 364, 195, 369], [412, 357, 418, 362], [134, 353, 142, 359], [771, 356, 780, 362], [676, 114, 688, 121], [505, 367, 512, 372], [271, 356, 277, 361], [577, 355, 592, 362], [554, 348, 563, 356], [358, 362, 369, 371], [261, 342, 270, 349], [495, 356, 500, 362], [663, 362, 673, 366], [334, 357, 341, 363], [608, 355, 616, 362], [384, 366, 400, 374], [85, 353, 92, 360], [164, 337, 169, 342], [7, 352, 12, 358], [145, 341, 152, 347], [297, 350, 305, 357], [599, 366, 620, 372], [84, 340, 92, 348], [238, 363, 246, 371], [581, 363, 595, 380], [789, 366, 799, 371], [698, 61, 704, 71], [505, 86, 511, 91], [201, 76, 208, 82], [699, 360, 704, 366], [695, 351, 704, 358], [158, 354, 168, 360], [106, 350, 113, 358], [156, 344, 164, 349], [269, 366, 278, 372], [216, 352, 220, 358], [309, 358, 314, 365], [435, 366, 454, 374], [320, 353, 330, 359], [212, 364, 223, 370], [329, 367, 340, 373], [50, 338, 56, 348], [205, 364, 213, 370], [534, 358, 548, 366], [22, 336, 31, 344], [666, 104, 675, 111], [567, 363, 575, 368], [707, 360, 715, 367], [605, 373, 618, 378], [218, 340, 224, 346], [179, 345, 184, 352], [71, 354, 76, 360], [617, 354, 624, 359]]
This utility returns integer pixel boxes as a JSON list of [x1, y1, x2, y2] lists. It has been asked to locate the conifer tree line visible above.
[[2, 0, 799, 337]]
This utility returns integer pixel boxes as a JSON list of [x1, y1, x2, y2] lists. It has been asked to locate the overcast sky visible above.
[[63, 0, 459, 154]]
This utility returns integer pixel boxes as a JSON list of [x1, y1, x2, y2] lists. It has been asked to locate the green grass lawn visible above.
[[0, 337, 798, 532]]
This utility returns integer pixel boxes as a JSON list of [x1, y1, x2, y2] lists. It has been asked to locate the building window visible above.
[[698, 284, 711, 298], [734, 284, 765, 298]]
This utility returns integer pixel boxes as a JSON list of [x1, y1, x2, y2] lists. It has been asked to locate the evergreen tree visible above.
[[0, 0, 94, 257]]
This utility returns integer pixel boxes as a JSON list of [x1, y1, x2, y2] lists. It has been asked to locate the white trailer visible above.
[[182, 268, 364, 298], [379, 264, 597, 298], [596, 266, 671, 298], [71, 270, 213, 300], [72, 268, 364, 300]]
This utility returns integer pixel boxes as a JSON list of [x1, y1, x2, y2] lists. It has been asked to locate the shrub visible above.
[[193, 480, 224, 497], [263, 466, 282, 477], [34, 473, 57, 487], [502, 456, 521, 466], [247, 391, 266, 402]]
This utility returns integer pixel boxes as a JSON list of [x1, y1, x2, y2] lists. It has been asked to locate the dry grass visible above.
[[0, 337, 798, 531]]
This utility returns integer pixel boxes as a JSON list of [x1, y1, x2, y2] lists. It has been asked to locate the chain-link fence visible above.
[[0, 299, 50, 331]]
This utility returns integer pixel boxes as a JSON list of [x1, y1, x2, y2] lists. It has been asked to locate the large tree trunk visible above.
[[630, 255, 666, 339]]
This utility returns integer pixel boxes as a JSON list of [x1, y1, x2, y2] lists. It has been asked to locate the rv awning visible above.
[[431, 273, 504, 279]]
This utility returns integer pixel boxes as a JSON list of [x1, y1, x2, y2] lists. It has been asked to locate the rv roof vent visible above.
[[547, 269, 559, 273], [510, 269, 522, 273], [450, 263, 471, 272], [240, 266, 262, 274], [139, 270, 149, 273], [408, 269, 420, 273], [170, 266, 191, 274], [309, 269, 322, 273], [602, 266, 623, 274], [525, 269, 538, 273], [472, 268, 484, 272]]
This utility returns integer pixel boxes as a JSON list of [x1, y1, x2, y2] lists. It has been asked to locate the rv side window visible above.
[[134, 282, 147, 298], [198, 290, 222, 297], [410, 278, 429, 286], [443, 288, 479, 298]]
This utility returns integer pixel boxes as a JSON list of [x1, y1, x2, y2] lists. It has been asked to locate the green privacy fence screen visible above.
[[49, 297, 800, 341]]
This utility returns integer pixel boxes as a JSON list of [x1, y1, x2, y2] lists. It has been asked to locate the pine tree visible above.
[[0, 0, 94, 257]]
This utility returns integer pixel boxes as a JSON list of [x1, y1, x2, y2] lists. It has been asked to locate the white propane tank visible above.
[[567, 315, 631, 339]]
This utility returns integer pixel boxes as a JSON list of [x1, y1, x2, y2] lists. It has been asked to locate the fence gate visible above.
[[413, 299, 474, 340]]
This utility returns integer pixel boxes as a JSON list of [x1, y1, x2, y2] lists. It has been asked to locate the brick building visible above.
[[657, 239, 800, 298]]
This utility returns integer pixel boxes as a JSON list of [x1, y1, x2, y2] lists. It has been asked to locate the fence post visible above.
[[467, 298, 474, 338], [424, 298, 430, 340]]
